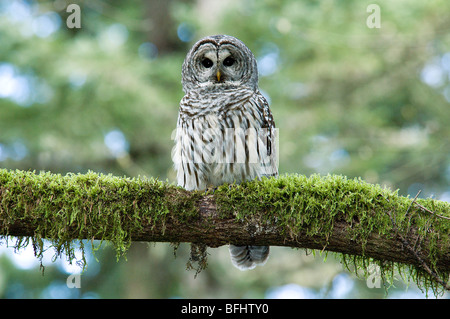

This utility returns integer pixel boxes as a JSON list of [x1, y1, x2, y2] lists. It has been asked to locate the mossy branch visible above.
[[0, 169, 449, 292]]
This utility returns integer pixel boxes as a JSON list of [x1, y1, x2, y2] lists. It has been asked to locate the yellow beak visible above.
[[216, 70, 221, 82]]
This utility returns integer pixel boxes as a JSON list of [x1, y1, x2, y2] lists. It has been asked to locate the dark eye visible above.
[[201, 58, 213, 68], [223, 56, 235, 67]]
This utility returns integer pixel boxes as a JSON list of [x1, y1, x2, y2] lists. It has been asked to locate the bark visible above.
[[141, 196, 450, 272], [2, 190, 448, 272], [0, 169, 449, 289]]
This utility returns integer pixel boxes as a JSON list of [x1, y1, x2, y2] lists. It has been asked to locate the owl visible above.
[[172, 35, 278, 270]]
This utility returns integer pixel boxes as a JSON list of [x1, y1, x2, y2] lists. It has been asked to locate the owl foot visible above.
[[204, 187, 217, 195]]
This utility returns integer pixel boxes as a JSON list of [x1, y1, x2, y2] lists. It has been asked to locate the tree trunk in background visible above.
[[144, 0, 182, 54]]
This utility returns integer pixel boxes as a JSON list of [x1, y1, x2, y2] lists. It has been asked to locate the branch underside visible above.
[[3, 189, 448, 271], [0, 169, 449, 290]]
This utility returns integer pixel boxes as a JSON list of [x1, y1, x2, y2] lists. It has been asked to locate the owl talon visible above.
[[204, 187, 217, 195]]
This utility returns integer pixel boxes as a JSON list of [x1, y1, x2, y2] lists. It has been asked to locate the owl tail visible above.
[[229, 245, 269, 270]]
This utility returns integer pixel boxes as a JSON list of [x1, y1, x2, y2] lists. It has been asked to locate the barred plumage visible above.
[[172, 35, 278, 270]]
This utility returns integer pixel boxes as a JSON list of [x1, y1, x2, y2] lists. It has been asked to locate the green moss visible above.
[[214, 174, 450, 295], [0, 169, 449, 294], [0, 169, 194, 269]]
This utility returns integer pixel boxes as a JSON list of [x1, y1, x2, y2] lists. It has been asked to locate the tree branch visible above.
[[0, 169, 449, 290]]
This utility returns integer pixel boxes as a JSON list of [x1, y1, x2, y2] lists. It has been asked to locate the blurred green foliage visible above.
[[0, 0, 449, 298]]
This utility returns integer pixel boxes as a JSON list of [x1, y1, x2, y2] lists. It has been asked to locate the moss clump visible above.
[[215, 174, 449, 247], [0, 169, 448, 294], [0, 169, 194, 270], [214, 174, 450, 295]]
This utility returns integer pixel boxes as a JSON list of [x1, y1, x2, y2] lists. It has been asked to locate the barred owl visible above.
[[172, 35, 278, 270]]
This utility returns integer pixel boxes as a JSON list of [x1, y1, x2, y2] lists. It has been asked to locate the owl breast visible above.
[[172, 89, 276, 191]]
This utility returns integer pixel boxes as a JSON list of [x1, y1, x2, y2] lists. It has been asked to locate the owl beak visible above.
[[216, 70, 221, 82]]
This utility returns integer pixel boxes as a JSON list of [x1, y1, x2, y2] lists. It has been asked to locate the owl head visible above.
[[181, 35, 259, 93]]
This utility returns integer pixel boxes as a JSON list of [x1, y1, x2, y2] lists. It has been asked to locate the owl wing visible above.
[[251, 90, 278, 178]]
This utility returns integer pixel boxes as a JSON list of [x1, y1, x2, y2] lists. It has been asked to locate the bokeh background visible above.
[[0, 0, 449, 298]]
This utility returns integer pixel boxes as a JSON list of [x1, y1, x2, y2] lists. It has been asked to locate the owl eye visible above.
[[201, 58, 213, 68], [223, 56, 235, 67]]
